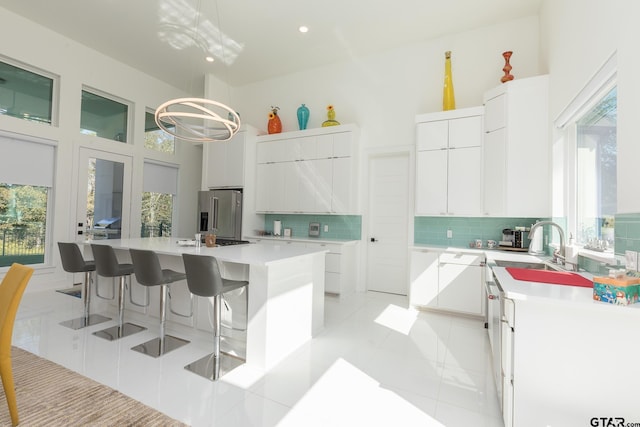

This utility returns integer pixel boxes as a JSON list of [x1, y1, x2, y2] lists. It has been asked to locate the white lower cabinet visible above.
[[314, 242, 357, 295], [409, 249, 439, 308], [250, 239, 358, 295], [410, 248, 484, 316]]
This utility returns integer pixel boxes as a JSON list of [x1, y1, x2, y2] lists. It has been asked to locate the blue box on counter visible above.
[[592, 276, 640, 306]]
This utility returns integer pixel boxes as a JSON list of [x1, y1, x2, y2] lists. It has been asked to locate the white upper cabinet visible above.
[[415, 107, 484, 216], [254, 124, 359, 214], [203, 126, 259, 189], [482, 75, 550, 217]]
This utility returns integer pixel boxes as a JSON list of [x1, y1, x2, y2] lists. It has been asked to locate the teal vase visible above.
[[297, 104, 310, 130]]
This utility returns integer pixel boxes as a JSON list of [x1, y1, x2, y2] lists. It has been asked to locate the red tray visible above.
[[506, 267, 592, 288]]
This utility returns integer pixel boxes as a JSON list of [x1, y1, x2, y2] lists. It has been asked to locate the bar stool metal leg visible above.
[[131, 284, 189, 357], [93, 275, 146, 341], [60, 271, 111, 330], [184, 294, 244, 380]]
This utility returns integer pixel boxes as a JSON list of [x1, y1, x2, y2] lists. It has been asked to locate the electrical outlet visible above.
[[625, 250, 638, 271], [447, 229, 453, 239], [324, 225, 329, 232]]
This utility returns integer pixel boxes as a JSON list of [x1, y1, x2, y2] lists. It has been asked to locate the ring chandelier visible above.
[[155, 98, 241, 143]]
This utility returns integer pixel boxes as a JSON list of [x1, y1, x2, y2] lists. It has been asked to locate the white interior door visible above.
[[76, 148, 133, 241], [367, 153, 410, 295]]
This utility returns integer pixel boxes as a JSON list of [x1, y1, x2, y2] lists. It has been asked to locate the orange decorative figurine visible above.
[[267, 106, 282, 134]]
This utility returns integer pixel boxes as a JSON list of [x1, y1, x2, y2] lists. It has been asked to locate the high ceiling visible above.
[[0, 0, 542, 92]]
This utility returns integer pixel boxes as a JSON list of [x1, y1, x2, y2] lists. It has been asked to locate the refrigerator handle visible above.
[[212, 197, 219, 231]]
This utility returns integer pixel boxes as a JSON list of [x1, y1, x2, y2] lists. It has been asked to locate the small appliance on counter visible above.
[[499, 229, 514, 247], [499, 228, 530, 249], [273, 220, 282, 236]]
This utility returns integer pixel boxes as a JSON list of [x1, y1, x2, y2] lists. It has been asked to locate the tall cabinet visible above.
[[482, 75, 550, 217], [201, 124, 260, 189], [415, 107, 484, 216], [201, 124, 263, 237]]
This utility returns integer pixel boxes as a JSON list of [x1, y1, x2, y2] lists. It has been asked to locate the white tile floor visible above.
[[12, 289, 504, 427]]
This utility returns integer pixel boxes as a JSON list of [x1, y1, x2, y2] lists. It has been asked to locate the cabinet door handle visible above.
[[370, 237, 378, 242]]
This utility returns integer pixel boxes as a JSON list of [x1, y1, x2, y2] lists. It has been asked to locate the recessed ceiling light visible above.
[[298, 26, 309, 33], [205, 56, 215, 63]]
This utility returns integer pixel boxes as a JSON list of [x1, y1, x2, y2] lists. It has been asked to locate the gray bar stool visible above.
[[182, 253, 248, 381], [91, 244, 146, 340], [57, 242, 111, 329], [129, 249, 190, 357]]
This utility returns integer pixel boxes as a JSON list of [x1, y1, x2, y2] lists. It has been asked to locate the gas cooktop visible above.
[[211, 238, 251, 246]]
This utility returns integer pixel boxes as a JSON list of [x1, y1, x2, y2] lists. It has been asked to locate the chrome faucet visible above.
[[529, 221, 566, 265]]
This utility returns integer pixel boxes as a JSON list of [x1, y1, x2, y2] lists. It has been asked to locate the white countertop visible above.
[[491, 265, 593, 302], [85, 237, 328, 266], [413, 243, 640, 310], [248, 235, 360, 245]]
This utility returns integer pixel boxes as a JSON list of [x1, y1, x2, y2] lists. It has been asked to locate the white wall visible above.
[[541, 0, 639, 214], [0, 7, 202, 292], [228, 15, 541, 151]]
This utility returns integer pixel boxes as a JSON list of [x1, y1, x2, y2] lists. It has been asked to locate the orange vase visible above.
[[501, 51, 514, 83], [268, 113, 282, 134]]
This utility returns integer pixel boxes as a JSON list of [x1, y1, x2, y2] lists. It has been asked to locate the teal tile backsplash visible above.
[[414, 216, 545, 247], [264, 214, 362, 240], [614, 213, 640, 255]]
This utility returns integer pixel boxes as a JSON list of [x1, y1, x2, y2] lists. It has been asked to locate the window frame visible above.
[[144, 108, 176, 154], [555, 53, 617, 250], [0, 130, 57, 271], [80, 86, 134, 143], [0, 55, 60, 127]]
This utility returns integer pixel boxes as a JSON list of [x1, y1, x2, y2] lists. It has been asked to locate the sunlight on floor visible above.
[[281, 358, 445, 426], [374, 304, 418, 335]]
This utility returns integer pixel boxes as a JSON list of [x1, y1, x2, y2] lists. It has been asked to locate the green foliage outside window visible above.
[[141, 192, 173, 237], [0, 183, 48, 266]]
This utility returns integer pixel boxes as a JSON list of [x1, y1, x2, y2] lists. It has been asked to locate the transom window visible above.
[[80, 89, 129, 142], [0, 59, 55, 125], [144, 110, 175, 154]]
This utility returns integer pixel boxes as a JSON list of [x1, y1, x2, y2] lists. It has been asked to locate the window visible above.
[[141, 161, 178, 237], [0, 134, 55, 267], [576, 87, 617, 248], [0, 59, 55, 125], [555, 53, 617, 252], [144, 110, 175, 154], [0, 184, 49, 267], [80, 89, 129, 142]]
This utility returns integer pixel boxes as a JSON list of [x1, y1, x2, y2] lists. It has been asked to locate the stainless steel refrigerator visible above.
[[197, 189, 243, 240]]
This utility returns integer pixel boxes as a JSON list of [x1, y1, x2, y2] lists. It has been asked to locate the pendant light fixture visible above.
[[155, 0, 240, 143]]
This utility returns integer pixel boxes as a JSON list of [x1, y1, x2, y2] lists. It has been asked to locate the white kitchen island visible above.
[[84, 237, 326, 371]]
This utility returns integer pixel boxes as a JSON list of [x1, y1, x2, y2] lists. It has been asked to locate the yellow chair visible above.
[[0, 263, 34, 426]]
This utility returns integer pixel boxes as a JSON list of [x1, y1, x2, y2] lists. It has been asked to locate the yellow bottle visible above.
[[443, 51, 456, 111]]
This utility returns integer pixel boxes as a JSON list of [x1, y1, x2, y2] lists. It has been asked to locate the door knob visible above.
[[370, 237, 378, 242]]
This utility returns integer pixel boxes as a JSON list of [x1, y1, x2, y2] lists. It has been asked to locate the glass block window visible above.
[[80, 89, 129, 142]]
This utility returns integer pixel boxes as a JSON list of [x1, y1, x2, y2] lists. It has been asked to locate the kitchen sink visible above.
[[493, 260, 557, 270], [493, 259, 592, 287]]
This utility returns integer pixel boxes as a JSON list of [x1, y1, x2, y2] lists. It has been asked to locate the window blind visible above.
[[143, 161, 178, 195], [0, 133, 55, 187]]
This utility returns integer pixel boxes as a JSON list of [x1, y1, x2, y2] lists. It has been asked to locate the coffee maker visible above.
[[500, 228, 529, 248]]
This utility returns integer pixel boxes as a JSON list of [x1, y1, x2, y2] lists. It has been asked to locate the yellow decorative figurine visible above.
[[322, 105, 340, 127]]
